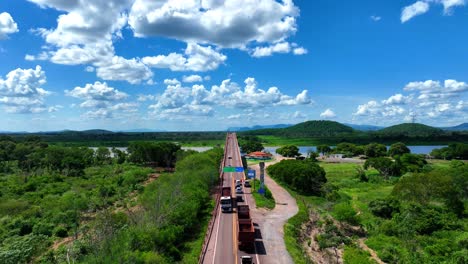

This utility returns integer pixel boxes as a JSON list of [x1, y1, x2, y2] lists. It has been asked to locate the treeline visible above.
[[0, 136, 183, 179], [430, 143, 468, 160], [62, 148, 224, 263], [3, 131, 226, 147]]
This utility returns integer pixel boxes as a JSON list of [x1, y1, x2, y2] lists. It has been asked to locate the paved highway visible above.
[[202, 133, 259, 264]]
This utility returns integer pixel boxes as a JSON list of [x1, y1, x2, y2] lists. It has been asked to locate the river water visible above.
[[91, 145, 445, 156], [264, 145, 446, 156]]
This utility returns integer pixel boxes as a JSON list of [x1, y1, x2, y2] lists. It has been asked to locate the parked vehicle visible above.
[[244, 180, 251, 187]]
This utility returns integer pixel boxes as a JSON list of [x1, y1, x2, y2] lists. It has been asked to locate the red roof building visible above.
[[246, 151, 273, 160]]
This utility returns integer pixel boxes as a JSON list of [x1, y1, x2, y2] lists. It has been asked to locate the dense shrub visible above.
[[267, 159, 327, 195], [333, 202, 359, 225], [369, 198, 400, 219]]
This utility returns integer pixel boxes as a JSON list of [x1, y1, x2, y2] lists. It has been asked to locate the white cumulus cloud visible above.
[[183, 75, 203, 83], [401, 0, 465, 23], [142, 43, 226, 72], [320, 109, 336, 119], [129, 0, 299, 48], [0, 12, 19, 39], [401, 1, 430, 23], [0, 66, 51, 114]]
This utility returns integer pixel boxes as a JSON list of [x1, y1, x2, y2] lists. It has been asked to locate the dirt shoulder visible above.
[[248, 158, 298, 264]]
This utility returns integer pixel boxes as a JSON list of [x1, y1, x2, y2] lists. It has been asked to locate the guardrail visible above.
[[198, 133, 230, 264]]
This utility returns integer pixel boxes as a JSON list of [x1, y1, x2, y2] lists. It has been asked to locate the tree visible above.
[[396, 153, 427, 173], [365, 143, 387, 158], [239, 140, 264, 154], [364, 157, 401, 179], [388, 142, 410, 157], [317, 145, 331, 155], [276, 145, 300, 157], [95, 147, 111, 165], [267, 159, 327, 195], [112, 148, 127, 164]]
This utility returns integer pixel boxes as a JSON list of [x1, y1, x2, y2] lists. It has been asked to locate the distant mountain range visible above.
[[440, 123, 468, 131], [343, 123, 384, 131], [227, 124, 292, 131], [0, 122, 466, 135]]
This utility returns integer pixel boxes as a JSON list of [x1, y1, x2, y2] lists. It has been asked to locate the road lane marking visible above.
[[211, 202, 222, 264]]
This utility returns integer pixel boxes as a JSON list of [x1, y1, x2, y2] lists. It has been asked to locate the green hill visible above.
[[247, 120, 355, 137], [377, 123, 443, 137]]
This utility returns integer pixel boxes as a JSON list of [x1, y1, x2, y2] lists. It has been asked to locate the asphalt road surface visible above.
[[202, 133, 259, 264]]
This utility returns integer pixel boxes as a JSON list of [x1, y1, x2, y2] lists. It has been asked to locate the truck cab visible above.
[[220, 196, 233, 212]]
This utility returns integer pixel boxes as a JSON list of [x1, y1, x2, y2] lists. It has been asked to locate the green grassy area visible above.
[[272, 160, 467, 264], [250, 179, 275, 209]]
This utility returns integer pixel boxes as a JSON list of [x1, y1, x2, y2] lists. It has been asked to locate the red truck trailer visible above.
[[237, 205, 255, 249]]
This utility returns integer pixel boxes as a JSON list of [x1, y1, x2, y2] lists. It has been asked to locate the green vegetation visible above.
[[430, 143, 468, 160], [276, 145, 301, 157], [267, 159, 327, 195], [251, 179, 275, 209], [246, 121, 468, 145], [377, 123, 443, 137], [2, 120, 467, 147], [238, 135, 264, 153], [72, 148, 223, 263], [276, 158, 467, 264], [0, 136, 214, 263]]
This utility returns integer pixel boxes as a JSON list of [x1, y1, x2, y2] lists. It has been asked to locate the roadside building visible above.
[[245, 151, 273, 160]]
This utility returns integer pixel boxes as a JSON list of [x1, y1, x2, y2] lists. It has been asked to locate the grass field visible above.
[[276, 160, 468, 264], [250, 179, 275, 209]]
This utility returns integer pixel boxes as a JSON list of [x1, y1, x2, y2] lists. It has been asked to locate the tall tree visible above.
[[388, 142, 410, 157]]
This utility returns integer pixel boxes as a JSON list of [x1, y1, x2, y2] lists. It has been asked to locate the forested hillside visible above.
[[377, 123, 443, 137]]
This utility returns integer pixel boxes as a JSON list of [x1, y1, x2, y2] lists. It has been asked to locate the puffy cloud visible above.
[[66, 82, 128, 102], [142, 43, 226, 72], [401, 1, 430, 23], [147, 77, 312, 120], [183, 74, 203, 83], [94, 56, 153, 84], [320, 109, 336, 119], [401, 0, 465, 23], [129, 0, 299, 48], [0, 66, 51, 114], [137, 94, 156, 102], [293, 47, 308, 55], [0, 12, 19, 39], [26, 0, 155, 84], [65, 81, 139, 119], [382, 94, 412, 105], [440, 0, 465, 14], [404, 79, 468, 99], [370, 15, 382, 21], [252, 42, 307, 57], [252, 42, 291, 57], [354, 79, 468, 125], [355, 100, 379, 116]]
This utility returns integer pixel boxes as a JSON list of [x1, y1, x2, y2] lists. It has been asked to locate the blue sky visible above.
[[0, 0, 467, 131]]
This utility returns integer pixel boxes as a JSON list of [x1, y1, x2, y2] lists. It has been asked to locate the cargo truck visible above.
[[220, 186, 234, 212], [237, 205, 255, 249]]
